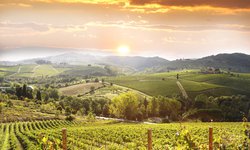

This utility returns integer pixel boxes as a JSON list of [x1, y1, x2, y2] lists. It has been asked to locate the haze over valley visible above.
[[1, 0, 250, 149]]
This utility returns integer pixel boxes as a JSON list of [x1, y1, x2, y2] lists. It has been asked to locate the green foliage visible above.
[[36, 90, 42, 101], [61, 96, 110, 117], [49, 89, 59, 100], [0, 120, 250, 149], [0, 102, 4, 114], [22, 84, 27, 98], [40, 102, 56, 114], [215, 95, 250, 121], [6, 100, 13, 107], [94, 78, 99, 82], [107, 71, 250, 98], [148, 97, 159, 117], [110, 92, 140, 120], [65, 115, 75, 121], [65, 106, 71, 116], [86, 111, 96, 122]]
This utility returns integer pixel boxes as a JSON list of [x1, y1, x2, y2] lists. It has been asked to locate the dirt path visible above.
[[176, 81, 188, 99], [51, 65, 59, 73], [31, 65, 40, 77], [9, 66, 21, 77], [17, 66, 21, 73], [112, 83, 152, 98], [96, 116, 155, 124], [32, 65, 40, 72]]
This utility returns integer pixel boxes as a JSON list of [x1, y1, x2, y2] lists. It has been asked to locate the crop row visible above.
[[0, 121, 249, 150]]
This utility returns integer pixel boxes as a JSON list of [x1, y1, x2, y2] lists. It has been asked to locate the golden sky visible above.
[[1, 0, 250, 60]]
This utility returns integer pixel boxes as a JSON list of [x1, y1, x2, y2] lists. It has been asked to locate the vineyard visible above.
[[106, 71, 250, 98], [0, 120, 249, 150]]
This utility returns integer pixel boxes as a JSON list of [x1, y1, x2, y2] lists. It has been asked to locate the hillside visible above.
[[102, 56, 167, 71], [107, 70, 250, 98], [162, 53, 250, 72], [1, 53, 250, 76]]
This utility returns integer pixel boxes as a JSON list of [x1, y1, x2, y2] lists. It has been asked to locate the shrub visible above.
[[65, 115, 75, 121]]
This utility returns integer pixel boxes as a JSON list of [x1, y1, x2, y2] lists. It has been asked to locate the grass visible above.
[[0, 66, 19, 72], [179, 79, 220, 91], [0, 100, 56, 123], [0, 71, 8, 77], [107, 70, 250, 98], [32, 65, 60, 77], [109, 78, 179, 97], [18, 64, 37, 73], [0, 64, 69, 77], [58, 82, 104, 96], [61, 65, 109, 77]]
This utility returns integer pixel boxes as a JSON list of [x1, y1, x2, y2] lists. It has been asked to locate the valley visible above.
[[1, 53, 250, 149]]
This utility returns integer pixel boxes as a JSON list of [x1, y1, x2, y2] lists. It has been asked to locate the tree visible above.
[[86, 111, 95, 122], [144, 98, 149, 110], [16, 86, 22, 99], [44, 93, 49, 102], [70, 98, 82, 114], [6, 100, 13, 107], [91, 101, 102, 115], [110, 92, 139, 120], [94, 78, 99, 82], [194, 94, 209, 109], [65, 106, 71, 116], [143, 98, 149, 118], [0, 102, 4, 114], [49, 89, 59, 100], [90, 86, 95, 94], [137, 105, 146, 121], [22, 84, 27, 97], [45, 84, 50, 89], [148, 97, 159, 117], [36, 90, 42, 101], [102, 104, 109, 116], [56, 105, 63, 113], [26, 89, 33, 99]]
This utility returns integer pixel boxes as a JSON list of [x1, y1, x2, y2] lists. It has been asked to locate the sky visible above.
[[0, 0, 250, 61]]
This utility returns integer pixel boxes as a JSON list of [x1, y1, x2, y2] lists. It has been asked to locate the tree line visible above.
[[59, 92, 250, 122], [3, 83, 250, 122]]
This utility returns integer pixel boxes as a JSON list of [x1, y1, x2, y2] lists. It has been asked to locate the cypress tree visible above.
[[36, 90, 42, 101], [22, 84, 27, 97]]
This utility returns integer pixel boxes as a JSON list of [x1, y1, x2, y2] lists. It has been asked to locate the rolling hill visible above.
[[162, 53, 250, 72], [1, 52, 250, 74], [106, 70, 250, 98]]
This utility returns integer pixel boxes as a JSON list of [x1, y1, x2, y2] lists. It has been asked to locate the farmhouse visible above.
[[27, 85, 34, 91], [201, 67, 221, 74]]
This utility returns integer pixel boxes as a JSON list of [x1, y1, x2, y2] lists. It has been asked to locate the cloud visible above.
[[85, 21, 250, 32], [0, 22, 50, 32], [140, 24, 250, 32], [0, 22, 87, 33], [130, 0, 250, 9]]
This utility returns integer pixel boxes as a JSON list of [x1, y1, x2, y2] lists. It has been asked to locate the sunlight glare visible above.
[[117, 46, 130, 56]]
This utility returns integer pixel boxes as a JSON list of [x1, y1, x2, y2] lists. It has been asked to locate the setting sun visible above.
[[117, 46, 130, 55]]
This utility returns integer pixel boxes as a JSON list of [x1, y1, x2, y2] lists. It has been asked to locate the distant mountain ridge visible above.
[[1, 52, 250, 72], [161, 53, 250, 72]]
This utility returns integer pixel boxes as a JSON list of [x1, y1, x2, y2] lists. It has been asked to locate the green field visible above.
[[107, 71, 250, 98], [0, 120, 248, 149], [0, 100, 58, 123], [59, 82, 104, 96], [0, 64, 111, 78], [0, 64, 69, 78], [0, 65, 19, 72]]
